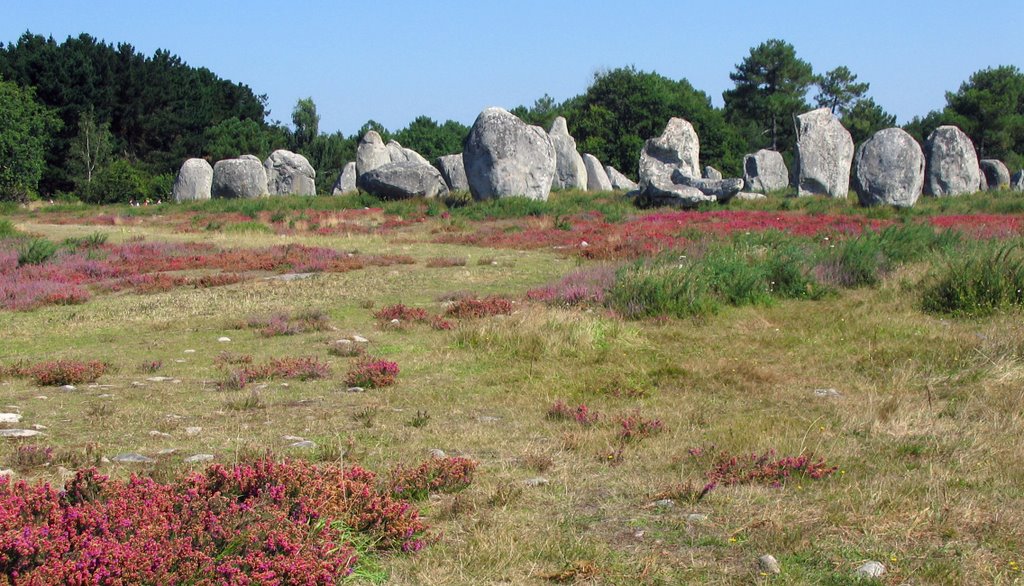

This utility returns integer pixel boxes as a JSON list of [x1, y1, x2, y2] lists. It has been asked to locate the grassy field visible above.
[[2, 190, 1024, 584]]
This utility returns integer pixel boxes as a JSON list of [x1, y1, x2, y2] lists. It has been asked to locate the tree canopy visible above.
[[0, 76, 62, 201]]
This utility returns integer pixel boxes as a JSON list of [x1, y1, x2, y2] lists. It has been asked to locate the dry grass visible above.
[[1, 209, 1023, 584]]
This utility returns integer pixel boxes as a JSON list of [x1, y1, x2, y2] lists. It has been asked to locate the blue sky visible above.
[[2, 1, 1021, 135]]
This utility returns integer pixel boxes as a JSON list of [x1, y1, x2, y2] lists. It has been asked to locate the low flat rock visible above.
[[0, 413, 22, 424], [112, 453, 155, 464], [637, 176, 716, 208], [855, 561, 886, 578], [184, 454, 215, 463], [0, 429, 42, 438], [671, 169, 744, 201], [356, 161, 450, 200]]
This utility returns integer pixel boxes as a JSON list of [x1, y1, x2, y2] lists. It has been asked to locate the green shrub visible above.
[[609, 258, 716, 319], [18, 238, 59, 266], [0, 219, 17, 238], [81, 159, 147, 204], [224, 221, 273, 234], [922, 244, 1024, 317]]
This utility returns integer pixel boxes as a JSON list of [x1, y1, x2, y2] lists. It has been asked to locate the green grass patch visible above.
[[922, 243, 1024, 316]]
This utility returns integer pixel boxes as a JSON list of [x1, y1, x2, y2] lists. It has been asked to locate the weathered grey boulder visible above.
[[386, 140, 430, 167], [264, 149, 316, 196], [356, 131, 390, 177], [463, 107, 556, 201], [605, 166, 638, 191], [925, 125, 981, 197], [172, 158, 213, 202], [356, 161, 449, 200], [980, 159, 1010, 190], [331, 162, 358, 195], [702, 165, 723, 180], [671, 169, 744, 202], [853, 127, 925, 208], [212, 156, 268, 199], [639, 118, 701, 187], [436, 154, 469, 191], [743, 150, 789, 193], [1011, 170, 1024, 192], [548, 117, 588, 190], [583, 154, 612, 191], [793, 108, 854, 198], [637, 176, 716, 208]]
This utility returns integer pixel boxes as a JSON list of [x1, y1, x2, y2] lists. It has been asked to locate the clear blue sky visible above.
[[2, 0, 1021, 135]]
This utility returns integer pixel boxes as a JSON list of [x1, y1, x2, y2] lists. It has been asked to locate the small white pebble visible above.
[[218, 337, 231, 343]]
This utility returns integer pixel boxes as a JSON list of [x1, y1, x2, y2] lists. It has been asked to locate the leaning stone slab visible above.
[[605, 165, 638, 191], [436, 154, 469, 191], [548, 116, 587, 190], [583, 154, 612, 191], [1012, 169, 1024, 192], [386, 140, 430, 167]]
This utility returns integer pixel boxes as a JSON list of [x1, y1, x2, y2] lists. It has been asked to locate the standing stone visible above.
[[980, 159, 1010, 191], [925, 125, 981, 197], [605, 166, 638, 191], [463, 107, 556, 201], [212, 156, 268, 199], [1011, 170, 1024, 192], [853, 127, 925, 208], [264, 149, 316, 196], [639, 118, 701, 187], [172, 158, 213, 202], [356, 131, 390, 177], [703, 165, 723, 180], [331, 162, 358, 195], [743, 150, 789, 193], [386, 140, 430, 167], [356, 161, 449, 200], [548, 116, 588, 190], [793, 108, 854, 198], [436, 154, 469, 191], [583, 154, 612, 191]]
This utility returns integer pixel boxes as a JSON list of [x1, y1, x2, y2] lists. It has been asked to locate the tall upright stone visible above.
[[172, 158, 213, 202], [212, 156, 268, 199], [264, 150, 316, 196], [980, 159, 1010, 191], [743, 150, 789, 193], [925, 125, 981, 197], [1011, 169, 1024, 192], [582, 154, 612, 191], [793, 108, 854, 198], [548, 116, 587, 190], [638, 118, 700, 187], [463, 107, 556, 201], [436, 154, 469, 192], [853, 127, 924, 208], [331, 162, 358, 195], [356, 131, 390, 177]]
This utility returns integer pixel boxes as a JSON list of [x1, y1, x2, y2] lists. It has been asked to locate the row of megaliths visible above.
[[172, 107, 1023, 207]]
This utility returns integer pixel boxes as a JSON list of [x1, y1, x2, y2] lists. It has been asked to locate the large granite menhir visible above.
[[463, 107, 556, 201]]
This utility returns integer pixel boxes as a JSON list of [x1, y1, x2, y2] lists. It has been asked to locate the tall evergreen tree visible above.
[[723, 39, 814, 153], [814, 66, 869, 116]]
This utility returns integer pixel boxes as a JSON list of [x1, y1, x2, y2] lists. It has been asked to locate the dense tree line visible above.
[[0, 32, 1020, 202]]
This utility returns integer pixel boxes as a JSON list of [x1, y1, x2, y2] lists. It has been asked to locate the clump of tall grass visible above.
[[922, 243, 1024, 317]]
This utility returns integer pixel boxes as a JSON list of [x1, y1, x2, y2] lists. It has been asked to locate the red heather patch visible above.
[[373, 303, 430, 323], [17, 359, 107, 386], [546, 400, 601, 427], [928, 214, 1024, 238], [0, 458, 444, 582], [436, 210, 894, 260], [616, 413, 665, 442], [387, 456, 478, 500], [705, 449, 838, 489], [445, 295, 514, 319], [344, 358, 400, 389]]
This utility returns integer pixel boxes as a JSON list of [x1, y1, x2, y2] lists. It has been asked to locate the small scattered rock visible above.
[[686, 513, 708, 523], [148, 430, 171, 438], [282, 435, 305, 442], [184, 454, 215, 464], [428, 448, 446, 459], [351, 334, 369, 344], [183, 349, 196, 354], [0, 413, 22, 424], [156, 448, 177, 456], [524, 477, 549, 487], [651, 499, 676, 509], [0, 468, 14, 478], [60, 385, 76, 391], [218, 337, 231, 343], [289, 440, 316, 449], [813, 388, 843, 398], [758, 554, 781, 575], [34, 396, 47, 400], [31, 424, 46, 430], [0, 429, 43, 438], [345, 386, 366, 393], [477, 416, 500, 423], [855, 561, 886, 578], [185, 426, 202, 436], [146, 376, 175, 382], [112, 453, 155, 464]]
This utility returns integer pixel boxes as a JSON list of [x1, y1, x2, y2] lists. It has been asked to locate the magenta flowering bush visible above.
[[0, 457, 462, 583]]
